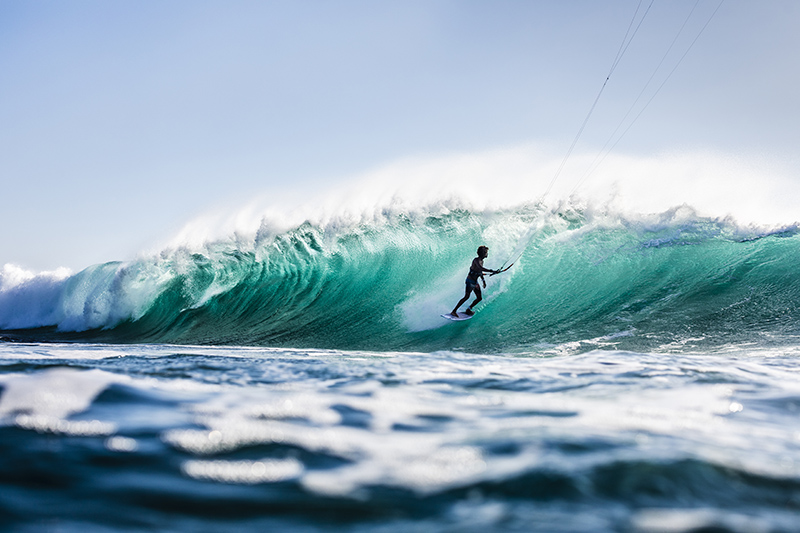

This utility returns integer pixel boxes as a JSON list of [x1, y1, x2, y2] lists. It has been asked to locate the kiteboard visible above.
[[441, 312, 473, 321]]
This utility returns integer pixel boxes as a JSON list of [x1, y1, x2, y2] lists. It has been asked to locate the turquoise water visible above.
[[1, 204, 800, 531]]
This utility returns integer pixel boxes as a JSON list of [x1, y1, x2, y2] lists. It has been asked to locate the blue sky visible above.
[[2, 1, 799, 271]]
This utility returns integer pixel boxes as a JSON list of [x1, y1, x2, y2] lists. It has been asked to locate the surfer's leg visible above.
[[467, 286, 482, 313], [451, 286, 472, 316]]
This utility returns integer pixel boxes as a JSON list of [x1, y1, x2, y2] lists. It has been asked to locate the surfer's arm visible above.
[[480, 268, 501, 285], [473, 259, 495, 275], [479, 265, 498, 286]]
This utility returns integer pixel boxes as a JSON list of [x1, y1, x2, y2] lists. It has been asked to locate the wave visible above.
[[2, 202, 799, 353]]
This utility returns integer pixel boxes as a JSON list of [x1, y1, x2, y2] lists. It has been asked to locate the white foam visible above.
[[106, 435, 138, 452], [14, 414, 116, 436], [0, 264, 72, 329], [0, 368, 125, 436], [182, 458, 303, 484], [0, 368, 120, 419], [0, 264, 72, 291]]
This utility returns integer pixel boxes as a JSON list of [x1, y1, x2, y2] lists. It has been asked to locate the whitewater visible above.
[[1, 147, 800, 532]]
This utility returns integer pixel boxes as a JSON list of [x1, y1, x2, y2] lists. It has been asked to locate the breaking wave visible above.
[[2, 199, 799, 353]]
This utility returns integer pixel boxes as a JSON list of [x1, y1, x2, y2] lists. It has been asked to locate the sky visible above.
[[2, 0, 799, 272]]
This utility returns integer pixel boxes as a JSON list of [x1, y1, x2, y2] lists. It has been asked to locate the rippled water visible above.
[[1, 342, 799, 532]]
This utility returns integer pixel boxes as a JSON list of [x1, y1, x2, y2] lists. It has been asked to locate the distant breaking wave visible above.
[[2, 200, 799, 353]]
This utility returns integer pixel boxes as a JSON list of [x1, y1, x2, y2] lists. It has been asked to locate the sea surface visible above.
[[1, 205, 800, 532]]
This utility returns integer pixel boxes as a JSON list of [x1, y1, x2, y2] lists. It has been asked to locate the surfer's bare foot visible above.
[[450, 311, 458, 317], [464, 309, 474, 316]]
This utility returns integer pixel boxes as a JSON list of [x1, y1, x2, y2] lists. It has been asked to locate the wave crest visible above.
[[2, 204, 799, 353]]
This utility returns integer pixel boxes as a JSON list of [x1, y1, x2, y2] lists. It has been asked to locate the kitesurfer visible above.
[[450, 246, 499, 317]]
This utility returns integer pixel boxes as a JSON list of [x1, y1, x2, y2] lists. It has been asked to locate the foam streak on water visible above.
[[0, 342, 798, 532]]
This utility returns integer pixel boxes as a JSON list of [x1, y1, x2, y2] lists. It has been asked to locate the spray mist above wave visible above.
[[159, 144, 798, 253]]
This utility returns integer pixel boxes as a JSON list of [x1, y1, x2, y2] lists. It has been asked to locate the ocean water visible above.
[[2, 203, 800, 531]]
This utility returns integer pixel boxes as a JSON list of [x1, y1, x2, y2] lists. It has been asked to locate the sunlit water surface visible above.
[[1, 342, 799, 532]]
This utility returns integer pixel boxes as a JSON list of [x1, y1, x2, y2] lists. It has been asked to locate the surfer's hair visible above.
[[477, 246, 489, 256]]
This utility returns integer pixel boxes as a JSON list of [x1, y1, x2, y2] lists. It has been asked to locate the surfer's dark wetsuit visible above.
[[451, 246, 498, 317]]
